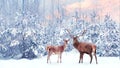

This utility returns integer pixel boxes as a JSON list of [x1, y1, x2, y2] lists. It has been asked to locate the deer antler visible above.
[[65, 29, 73, 38], [77, 30, 87, 37], [81, 30, 87, 36]]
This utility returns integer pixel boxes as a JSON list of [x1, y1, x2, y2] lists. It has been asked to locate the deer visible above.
[[46, 39, 69, 63], [66, 29, 98, 64]]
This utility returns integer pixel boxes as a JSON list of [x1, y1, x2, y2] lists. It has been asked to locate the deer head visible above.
[[65, 29, 86, 44], [63, 39, 70, 43]]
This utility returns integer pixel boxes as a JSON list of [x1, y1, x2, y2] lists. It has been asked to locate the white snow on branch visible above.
[[10, 40, 19, 47]]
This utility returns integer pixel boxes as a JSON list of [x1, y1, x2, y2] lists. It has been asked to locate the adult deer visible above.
[[66, 29, 98, 64], [46, 39, 69, 63]]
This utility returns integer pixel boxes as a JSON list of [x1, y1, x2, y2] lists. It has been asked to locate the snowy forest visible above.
[[0, 0, 120, 60]]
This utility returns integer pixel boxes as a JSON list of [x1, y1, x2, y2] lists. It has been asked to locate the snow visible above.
[[11, 28, 18, 36], [0, 52, 120, 68], [10, 40, 19, 47]]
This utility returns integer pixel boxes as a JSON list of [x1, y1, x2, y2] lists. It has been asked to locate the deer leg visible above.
[[94, 54, 98, 64], [47, 51, 52, 63], [89, 54, 93, 64], [47, 54, 49, 63], [60, 54, 62, 63], [79, 53, 83, 63], [57, 54, 60, 63], [47, 53, 51, 63], [79, 54, 81, 63], [81, 53, 84, 63], [94, 51, 98, 64], [47, 55, 49, 63]]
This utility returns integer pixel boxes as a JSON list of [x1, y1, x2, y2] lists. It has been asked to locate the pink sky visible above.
[[64, 0, 120, 23]]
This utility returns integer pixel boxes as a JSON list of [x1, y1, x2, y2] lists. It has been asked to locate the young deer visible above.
[[66, 29, 98, 64], [46, 39, 69, 63]]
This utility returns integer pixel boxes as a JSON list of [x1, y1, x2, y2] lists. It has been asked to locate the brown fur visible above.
[[66, 29, 98, 64], [46, 40, 69, 63], [73, 36, 98, 64]]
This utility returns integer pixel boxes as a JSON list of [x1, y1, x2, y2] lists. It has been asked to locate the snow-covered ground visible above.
[[0, 52, 120, 68]]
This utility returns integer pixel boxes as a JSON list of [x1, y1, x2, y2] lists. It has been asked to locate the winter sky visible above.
[[40, 0, 120, 23], [64, 0, 120, 23]]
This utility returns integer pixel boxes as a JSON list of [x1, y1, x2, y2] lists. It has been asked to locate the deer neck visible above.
[[73, 39, 79, 49], [63, 42, 67, 48]]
